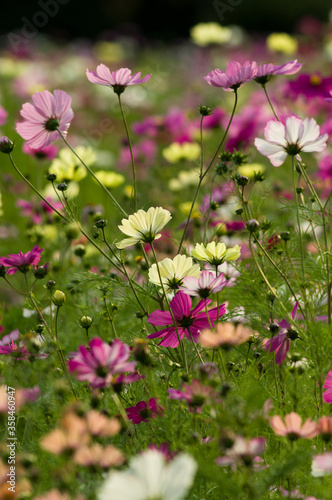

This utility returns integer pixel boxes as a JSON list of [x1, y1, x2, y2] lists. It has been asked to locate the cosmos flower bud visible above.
[[80, 316, 93, 329], [46, 280, 56, 290], [198, 104, 212, 116], [280, 231, 291, 241], [0, 136, 14, 154], [46, 173, 57, 182], [57, 182, 68, 192], [246, 219, 260, 232], [0, 264, 6, 277], [33, 264, 49, 279], [95, 219, 107, 229], [132, 339, 154, 366], [237, 175, 249, 186], [73, 244, 86, 257], [53, 290, 66, 307]]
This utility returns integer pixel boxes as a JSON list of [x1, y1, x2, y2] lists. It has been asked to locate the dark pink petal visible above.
[[147, 310, 172, 326], [274, 338, 290, 364], [170, 292, 191, 318]]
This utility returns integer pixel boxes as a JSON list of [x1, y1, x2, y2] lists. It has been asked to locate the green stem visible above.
[[187, 328, 204, 364], [262, 84, 279, 121], [57, 129, 127, 217], [177, 90, 238, 254], [292, 157, 305, 281], [118, 94, 137, 212], [203, 173, 218, 245], [297, 161, 331, 325], [8, 153, 69, 222]]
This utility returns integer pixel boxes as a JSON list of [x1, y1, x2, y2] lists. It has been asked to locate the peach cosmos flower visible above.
[[270, 412, 318, 440], [199, 322, 253, 349]]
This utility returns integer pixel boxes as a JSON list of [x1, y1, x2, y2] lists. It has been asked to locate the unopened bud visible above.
[[0, 136, 14, 154], [52, 290, 66, 307], [246, 219, 259, 232], [80, 316, 93, 329], [95, 219, 107, 229]]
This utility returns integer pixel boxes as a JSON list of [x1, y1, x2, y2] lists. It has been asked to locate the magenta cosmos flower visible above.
[[326, 90, 332, 103], [204, 61, 258, 92], [180, 271, 228, 299], [255, 116, 328, 167], [0, 340, 31, 360], [0, 245, 43, 275], [265, 303, 299, 365], [147, 291, 226, 348], [86, 65, 151, 95], [68, 338, 142, 389], [126, 397, 163, 424], [16, 90, 74, 149], [323, 370, 332, 404], [286, 73, 332, 99], [255, 59, 302, 85]]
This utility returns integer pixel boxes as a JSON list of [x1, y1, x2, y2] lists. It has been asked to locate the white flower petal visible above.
[[264, 120, 286, 146], [285, 116, 303, 144]]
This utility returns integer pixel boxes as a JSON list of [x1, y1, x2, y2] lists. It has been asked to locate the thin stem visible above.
[[187, 328, 204, 364], [253, 234, 306, 319], [57, 129, 127, 217], [297, 162, 331, 325], [203, 173, 218, 245], [118, 95, 137, 212], [8, 153, 69, 222], [292, 157, 305, 281], [262, 84, 279, 121], [177, 90, 238, 254]]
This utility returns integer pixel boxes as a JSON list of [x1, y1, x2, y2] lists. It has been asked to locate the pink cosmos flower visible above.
[[255, 116, 328, 167], [147, 291, 226, 348], [86, 65, 151, 94], [180, 271, 228, 299], [0, 245, 43, 275], [270, 412, 318, 440], [126, 397, 163, 424], [0, 329, 19, 346], [22, 142, 58, 160], [255, 60, 302, 85], [264, 303, 299, 364], [0, 106, 8, 126], [312, 452, 332, 476], [323, 369, 332, 404], [16, 198, 63, 224], [147, 443, 175, 461], [216, 436, 266, 468], [204, 61, 258, 92], [0, 340, 31, 360], [16, 90, 74, 149], [279, 486, 319, 499], [168, 379, 221, 412], [68, 338, 143, 389]]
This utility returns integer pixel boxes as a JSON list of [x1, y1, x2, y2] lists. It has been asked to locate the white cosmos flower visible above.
[[192, 241, 241, 266], [116, 207, 172, 249], [149, 254, 201, 293], [98, 450, 197, 500], [255, 116, 328, 167]]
